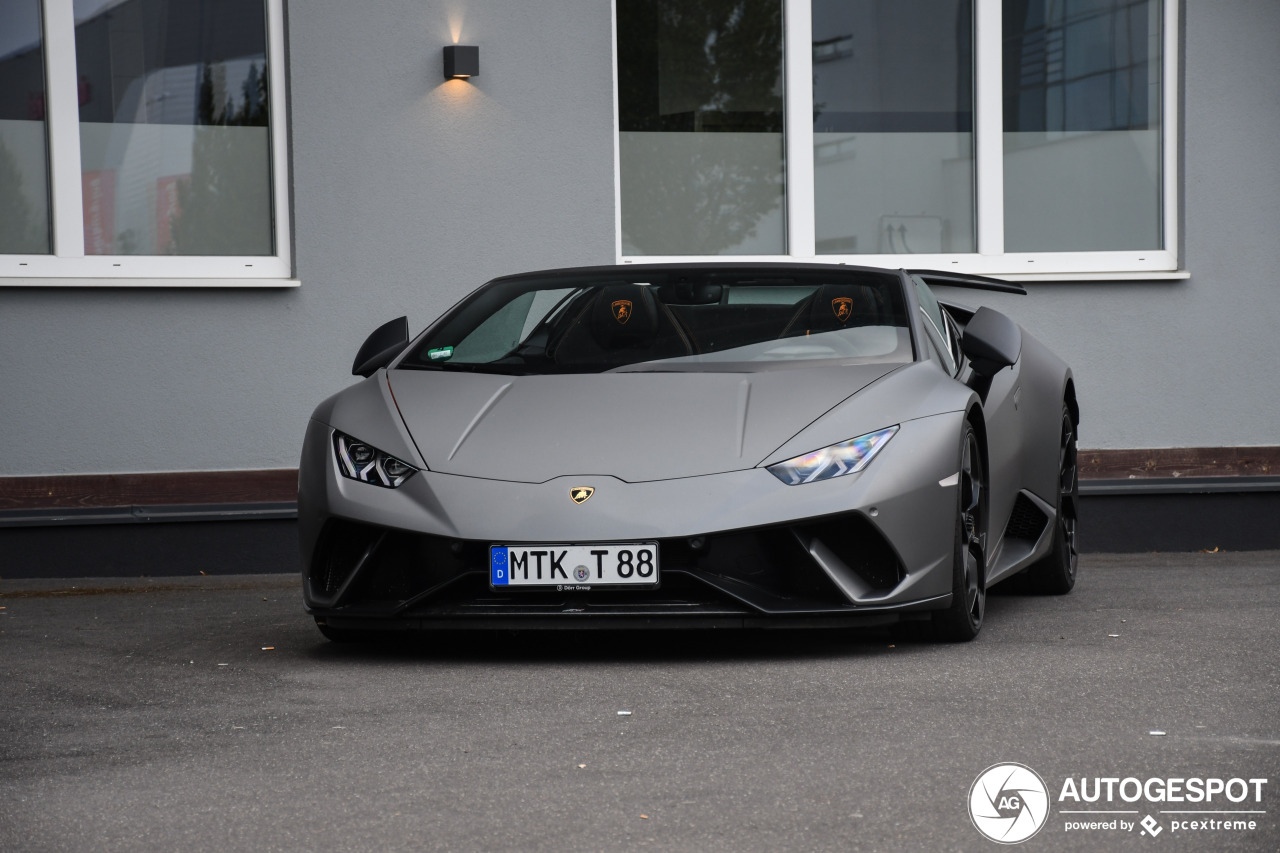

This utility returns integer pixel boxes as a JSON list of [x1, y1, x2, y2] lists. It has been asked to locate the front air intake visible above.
[[309, 519, 385, 600], [796, 513, 906, 591]]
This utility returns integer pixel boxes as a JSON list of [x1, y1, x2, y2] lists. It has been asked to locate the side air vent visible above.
[[1004, 492, 1049, 542]]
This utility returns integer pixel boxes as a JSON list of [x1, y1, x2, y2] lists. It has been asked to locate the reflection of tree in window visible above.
[[617, 0, 785, 255], [0, 136, 40, 253], [167, 62, 272, 255], [0, 6, 48, 256]]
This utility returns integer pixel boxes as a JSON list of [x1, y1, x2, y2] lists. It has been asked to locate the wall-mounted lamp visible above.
[[443, 45, 479, 79]]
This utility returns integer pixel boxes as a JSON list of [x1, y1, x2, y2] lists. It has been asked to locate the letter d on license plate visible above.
[[490, 543, 659, 588]]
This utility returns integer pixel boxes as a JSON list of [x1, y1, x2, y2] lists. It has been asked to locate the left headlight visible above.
[[333, 431, 418, 488], [766, 426, 899, 486]]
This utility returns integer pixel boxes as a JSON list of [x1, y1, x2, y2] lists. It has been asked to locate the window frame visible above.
[[611, 0, 1182, 279], [1, 0, 294, 286]]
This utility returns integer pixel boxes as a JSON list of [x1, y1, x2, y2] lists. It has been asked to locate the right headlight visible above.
[[332, 431, 417, 488], [766, 426, 899, 485]]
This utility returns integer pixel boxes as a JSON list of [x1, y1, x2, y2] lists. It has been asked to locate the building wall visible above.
[[0, 0, 1277, 478]]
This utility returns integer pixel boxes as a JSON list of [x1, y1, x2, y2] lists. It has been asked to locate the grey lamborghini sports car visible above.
[[299, 263, 1078, 642]]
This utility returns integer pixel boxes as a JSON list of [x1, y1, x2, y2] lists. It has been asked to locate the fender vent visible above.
[[1004, 492, 1049, 542]]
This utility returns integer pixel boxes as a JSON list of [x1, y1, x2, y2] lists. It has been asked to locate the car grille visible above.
[[309, 511, 906, 617]]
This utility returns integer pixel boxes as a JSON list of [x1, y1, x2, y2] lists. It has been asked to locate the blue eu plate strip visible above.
[[490, 547, 509, 585]]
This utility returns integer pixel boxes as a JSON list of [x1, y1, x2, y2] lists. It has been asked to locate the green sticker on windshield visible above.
[[427, 346, 454, 362]]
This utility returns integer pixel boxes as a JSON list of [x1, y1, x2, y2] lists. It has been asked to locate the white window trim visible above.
[[613, 0, 1181, 278], [1, 0, 294, 286]]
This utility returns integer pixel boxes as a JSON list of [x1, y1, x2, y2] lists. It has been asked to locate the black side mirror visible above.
[[960, 307, 1021, 377], [352, 316, 409, 377]]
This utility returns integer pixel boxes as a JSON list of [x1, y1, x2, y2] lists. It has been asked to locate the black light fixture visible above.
[[444, 45, 479, 79]]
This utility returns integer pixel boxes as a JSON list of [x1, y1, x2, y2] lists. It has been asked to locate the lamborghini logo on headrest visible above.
[[832, 297, 853, 322], [570, 486, 595, 504], [611, 300, 633, 324]]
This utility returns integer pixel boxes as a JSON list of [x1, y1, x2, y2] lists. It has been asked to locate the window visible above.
[[812, 0, 974, 257], [1003, 0, 1163, 252], [0, 0, 51, 255], [0, 0, 291, 284], [615, 0, 786, 255], [613, 0, 1179, 277], [404, 270, 913, 375]]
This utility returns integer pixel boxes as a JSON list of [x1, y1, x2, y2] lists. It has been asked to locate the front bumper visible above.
[[299, 411, 966, 628]]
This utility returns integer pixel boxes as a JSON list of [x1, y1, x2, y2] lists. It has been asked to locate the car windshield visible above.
[[401, 269, 913, 375]]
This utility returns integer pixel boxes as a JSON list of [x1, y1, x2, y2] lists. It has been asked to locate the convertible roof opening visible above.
[[403, 267, 912, 375]]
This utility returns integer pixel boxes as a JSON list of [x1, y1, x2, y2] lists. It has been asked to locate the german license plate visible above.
[[490, 543, 659, 589]]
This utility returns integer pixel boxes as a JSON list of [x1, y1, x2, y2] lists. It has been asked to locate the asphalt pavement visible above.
[[1, 552, 1277, 852]]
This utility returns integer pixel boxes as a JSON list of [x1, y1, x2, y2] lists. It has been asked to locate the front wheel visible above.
[[933, 424, 986, 642]]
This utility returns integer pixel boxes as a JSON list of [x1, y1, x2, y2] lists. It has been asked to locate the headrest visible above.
[[589, 283, 660, 350], [801, 284, 882, 333]]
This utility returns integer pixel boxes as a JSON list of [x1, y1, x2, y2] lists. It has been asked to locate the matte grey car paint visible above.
[[298, 263, 1075, 627], [383, 364, 903, 483]]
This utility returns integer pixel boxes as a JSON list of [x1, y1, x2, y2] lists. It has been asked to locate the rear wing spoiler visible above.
[[906, 269, 1027, 295]]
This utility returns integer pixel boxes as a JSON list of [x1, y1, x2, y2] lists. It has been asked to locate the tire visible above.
[[1023, 407, 1079, 594], [933, 423, 986, 642]]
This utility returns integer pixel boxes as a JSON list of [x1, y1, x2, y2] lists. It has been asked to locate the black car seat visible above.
[[553, 283, 693, 366], [779, 283, 884, 337]]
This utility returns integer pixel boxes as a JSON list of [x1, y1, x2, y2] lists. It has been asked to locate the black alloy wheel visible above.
[[1025, 407, 1079, 594], [934, 424, 986, 641]]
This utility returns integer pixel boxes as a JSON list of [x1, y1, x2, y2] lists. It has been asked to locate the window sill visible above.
[[0, 277, 301, 289], [996, 270, 1190, 282], [619, 253, 1187, 284]]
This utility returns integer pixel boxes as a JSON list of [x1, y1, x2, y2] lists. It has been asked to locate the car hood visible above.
[[385, 364, 903, 483]]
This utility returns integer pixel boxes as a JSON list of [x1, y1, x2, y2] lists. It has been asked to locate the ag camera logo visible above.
[[969, 763, 1050, 844]]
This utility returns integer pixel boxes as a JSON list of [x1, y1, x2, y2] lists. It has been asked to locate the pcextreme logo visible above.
[[969, 764, 1270, 844]]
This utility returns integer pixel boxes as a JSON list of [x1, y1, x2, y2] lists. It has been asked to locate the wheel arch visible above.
[[963, 401, 990, 499], [1063, 372, 1080, 430], [962, 401, 990, 590]]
